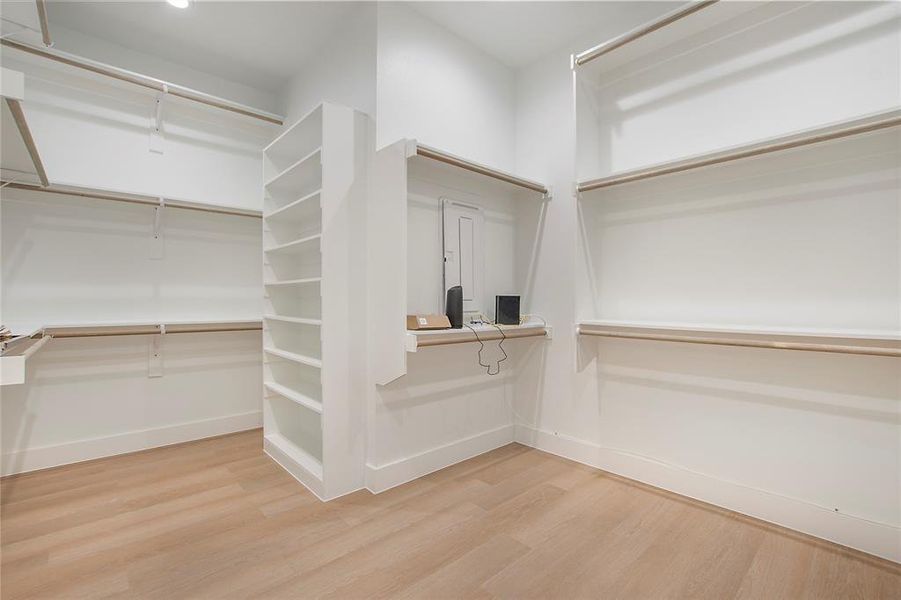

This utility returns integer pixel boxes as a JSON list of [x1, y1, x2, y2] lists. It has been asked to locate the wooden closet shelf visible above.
[[578, 322, 901, 357], [1, 181, 262, 218], [577, 108, 901, 193], [406, 323, 551, 352], [43, 321, 262, 338], [414, 143, 549, 196]]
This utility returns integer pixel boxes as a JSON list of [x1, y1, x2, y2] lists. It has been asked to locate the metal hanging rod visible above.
[[4, 98, 49, 186], [415, 144, 549, 195], [578, 108, 901, 193], [0, 39, 284, 126], [574, 0, 719, 67], [43, 321, 262, 339], [578, 323, 901, 358], [35, 0, 51, 47], [1, 181, 262, 218]]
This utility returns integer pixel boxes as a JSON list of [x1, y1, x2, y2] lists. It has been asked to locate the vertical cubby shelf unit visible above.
[[262, 103, 368, 500]]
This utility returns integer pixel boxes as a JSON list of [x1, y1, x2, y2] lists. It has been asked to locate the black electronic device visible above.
[[495, 295, 520, 325], [446, 286, 463, 329]]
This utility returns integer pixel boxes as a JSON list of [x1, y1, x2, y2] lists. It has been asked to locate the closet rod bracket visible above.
[[151, 198, 165, 259], [150, 84, 168, 154], [148, 324, 164, 378]]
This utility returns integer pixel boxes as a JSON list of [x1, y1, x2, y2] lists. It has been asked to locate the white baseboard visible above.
[[515, 424, 899, 563], [263, 434, 326, 501], [366, 424, 515, 494], [1, 411, 262, 476]]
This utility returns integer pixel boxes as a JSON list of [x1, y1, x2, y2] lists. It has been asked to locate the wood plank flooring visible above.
[[1, 429, 898, 599]]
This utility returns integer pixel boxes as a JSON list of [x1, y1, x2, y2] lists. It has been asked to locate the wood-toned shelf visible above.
[[578, 321, 901, 357], [264, 315, 322, 326], [575, 0, 721, 67], [2, 39, 284, 125], [577, 108, 901, 193], [43, 320, 262, 338], [263, 233, 321, 254], [1, 181, 262, 218], [264, 346, 323, 369], [413, 143, 549, 196], [574, 1, 760, 76], [0, 320, 260, 384], [406, 322, 551, 352], [264, 381, 323, 414]]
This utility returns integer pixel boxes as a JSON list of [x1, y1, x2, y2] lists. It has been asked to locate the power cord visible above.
[[464, 320, 508, 376]]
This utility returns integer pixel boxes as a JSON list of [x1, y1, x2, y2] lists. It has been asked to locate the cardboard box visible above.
[[406, 314, 451, 330]]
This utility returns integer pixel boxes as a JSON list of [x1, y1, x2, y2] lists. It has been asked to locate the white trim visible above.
[[263, 433, 325, 500], [514, 424, 900, 563], [1, 411, 262, 476], [365, 424, 514, 494]]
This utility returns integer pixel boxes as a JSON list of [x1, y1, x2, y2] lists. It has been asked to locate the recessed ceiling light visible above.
[[167, 0, 190, 8]]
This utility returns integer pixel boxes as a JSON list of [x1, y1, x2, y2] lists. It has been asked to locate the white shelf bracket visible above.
[[150, 83, 168, 154], [148, 324, 164, 378], [151, 197, 165, 259]]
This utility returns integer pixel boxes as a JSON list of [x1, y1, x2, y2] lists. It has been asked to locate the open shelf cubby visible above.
[[261, 102, 368, 500]]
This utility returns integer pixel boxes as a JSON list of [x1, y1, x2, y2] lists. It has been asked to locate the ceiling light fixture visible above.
[[166, 0, 190, 8]]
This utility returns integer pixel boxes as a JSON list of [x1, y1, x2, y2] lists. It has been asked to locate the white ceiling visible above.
[[407, 1, 677, 68], [39, 1, 361, 92]]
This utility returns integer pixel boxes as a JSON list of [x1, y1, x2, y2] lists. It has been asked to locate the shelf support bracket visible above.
[[150, 84, 167, 154], [148, 325, 164, 378], [151, 197, 164, 259]]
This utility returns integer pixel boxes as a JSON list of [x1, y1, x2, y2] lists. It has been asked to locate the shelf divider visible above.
[[264, 381, 323, 414]]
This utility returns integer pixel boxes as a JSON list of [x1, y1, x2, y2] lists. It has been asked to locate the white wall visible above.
[[376, 2, 517, 172], [1, 38, 267, 473], [513, 0, 901, 562], [281, 3, 377, 123]]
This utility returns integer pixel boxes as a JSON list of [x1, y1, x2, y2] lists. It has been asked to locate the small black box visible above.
[[495, 295, 520, 325]]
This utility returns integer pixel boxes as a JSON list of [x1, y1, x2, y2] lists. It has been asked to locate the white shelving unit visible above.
[[261, 102, 368, 500]]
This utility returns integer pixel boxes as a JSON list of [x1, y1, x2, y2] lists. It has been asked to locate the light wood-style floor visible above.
[[1, 430, 898, 599]]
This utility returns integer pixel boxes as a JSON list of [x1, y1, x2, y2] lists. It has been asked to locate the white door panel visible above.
[[443, 199, 484, 313]]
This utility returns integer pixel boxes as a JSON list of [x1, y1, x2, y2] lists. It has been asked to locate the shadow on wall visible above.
[[378, 342, 517, 410], [590, 337, 900, 424], [591, 2, 899, 117], [508, 336, 550, 430], [577, 1, 900, 177]]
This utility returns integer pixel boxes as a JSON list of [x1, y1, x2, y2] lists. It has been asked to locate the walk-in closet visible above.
[[1, 1, 898, 597]]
